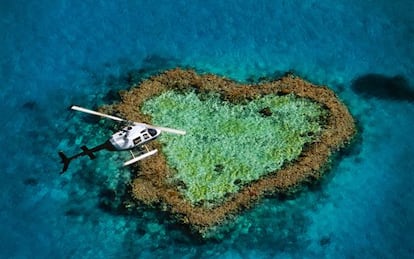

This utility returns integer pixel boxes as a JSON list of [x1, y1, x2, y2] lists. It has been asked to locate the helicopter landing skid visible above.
[[123, 145, 158, 166]]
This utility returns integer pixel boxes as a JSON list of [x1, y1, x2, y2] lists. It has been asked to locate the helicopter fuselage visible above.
[[58, 105, 185, 174], [109, 123, 161, 151]]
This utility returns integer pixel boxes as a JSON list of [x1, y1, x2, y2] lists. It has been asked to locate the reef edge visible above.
[[102, 68, 356, 237]]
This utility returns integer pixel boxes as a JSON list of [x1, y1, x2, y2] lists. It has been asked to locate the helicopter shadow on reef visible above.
[[351, 74, 414, 102]]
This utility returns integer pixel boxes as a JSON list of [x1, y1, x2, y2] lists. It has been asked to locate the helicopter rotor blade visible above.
[[146, 124, 186, 135], [71, 105, 126, 122], [71, 105, 186, 135]]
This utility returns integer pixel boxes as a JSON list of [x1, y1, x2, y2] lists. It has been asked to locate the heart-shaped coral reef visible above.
[[142, 90, 327, 205], [103, 68, 356, 237]]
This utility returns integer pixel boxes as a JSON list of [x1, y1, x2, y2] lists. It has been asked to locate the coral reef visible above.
[[102, 68, 356, 236], [142, 91, 327, 205]]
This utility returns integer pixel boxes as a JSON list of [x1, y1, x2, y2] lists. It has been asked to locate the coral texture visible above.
[[103, 68, 356, 236], [142, 91, 327, 205]]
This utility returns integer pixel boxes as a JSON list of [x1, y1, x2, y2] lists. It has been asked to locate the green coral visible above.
[[142, 90, 327, 205]]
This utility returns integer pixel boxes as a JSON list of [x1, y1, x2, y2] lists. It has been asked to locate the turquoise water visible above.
[[1, 0, 413, 258]]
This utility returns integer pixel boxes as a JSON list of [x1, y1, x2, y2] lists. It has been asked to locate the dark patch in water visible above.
[[319, 236, 331, 246], [228, 197, 312, 256], [65, 208, 82, 217], [246, 70, 296, 83], [23, 178, 38, 186], [98, 189, 120, 213], [79, 114, 102, 124], [142, 54, 175, 69], [80, 55, 179, 105], [119, 54, 179, 86], [103, 89, 120, 103], [351, 74, 414, 101], [338, 118, 363, 158], [22, 101, 37, 110], [336, 84, 346, 94]]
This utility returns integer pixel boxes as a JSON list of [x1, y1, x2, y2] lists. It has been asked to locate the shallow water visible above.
[[1, 0, 413, 258]]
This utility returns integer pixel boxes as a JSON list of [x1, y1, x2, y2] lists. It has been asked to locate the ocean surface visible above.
[[1, 0, 413, 258]]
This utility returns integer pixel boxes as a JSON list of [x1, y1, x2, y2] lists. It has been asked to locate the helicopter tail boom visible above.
[[58, 141, 115, 174], [81, 145, 96, 159], [58, 148, 93, 174]]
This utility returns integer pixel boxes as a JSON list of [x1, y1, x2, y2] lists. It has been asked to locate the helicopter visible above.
[[58, 105, 186, 174]]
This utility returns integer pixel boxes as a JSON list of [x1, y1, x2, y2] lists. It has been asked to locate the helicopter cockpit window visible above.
[[148, 128, 157, 137]]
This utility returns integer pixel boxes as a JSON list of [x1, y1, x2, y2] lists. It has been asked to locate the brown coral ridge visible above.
[[103, 68, 356, 236]]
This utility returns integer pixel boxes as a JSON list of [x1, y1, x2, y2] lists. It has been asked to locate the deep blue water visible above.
[[1, 0, 413, 258]]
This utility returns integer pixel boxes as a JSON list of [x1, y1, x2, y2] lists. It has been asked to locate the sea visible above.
[[0, 0, 413, 258]]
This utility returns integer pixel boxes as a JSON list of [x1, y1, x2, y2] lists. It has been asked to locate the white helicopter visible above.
[[58, 105, 186, 174]]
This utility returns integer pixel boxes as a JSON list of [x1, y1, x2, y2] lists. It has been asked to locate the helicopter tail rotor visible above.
[[59, 151, 71, 174]]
